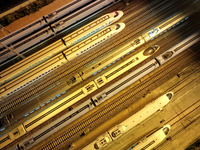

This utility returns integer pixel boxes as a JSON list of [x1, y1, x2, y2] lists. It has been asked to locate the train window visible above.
[[90, 23, 96, 27], [141, 140, 155, 150], [79, 43, 85, 48], [84, 26, 90, 31], [65, 37, 71, 41], [131, 142, 140, 148], [85, 40, 90, 44], [71, 34, 77, 38], [72, 47, 79, 52], [78, 30, 84, 34], [92, 37, 97, 41]]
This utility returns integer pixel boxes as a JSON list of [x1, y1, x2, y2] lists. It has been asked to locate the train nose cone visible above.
[[115, 22, 125, 30], [114, 10, 124, 20]]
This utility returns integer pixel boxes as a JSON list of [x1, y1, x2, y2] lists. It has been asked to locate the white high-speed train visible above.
[[0, 11, 188, 102], [0, 0, 93, 49], [0, 22, 125, 102], [0, 0, 119, 64], [0, 44, 158, 149], [128, 125, 171, 150], [0, 10, 123, 86], [0, 14, 194, 131], [11, 93, 172, 150], [1, 31, 198, 149], [81, 93, 172, 150]]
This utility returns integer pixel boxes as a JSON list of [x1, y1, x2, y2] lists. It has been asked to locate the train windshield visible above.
[[163, 127, 170, 135], [166, 93, 173, 100]]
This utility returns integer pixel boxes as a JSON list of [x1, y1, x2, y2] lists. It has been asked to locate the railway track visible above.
[[0, 12, 197, 143], [0, 0, 193, 120], [35, 44, 200, 150]]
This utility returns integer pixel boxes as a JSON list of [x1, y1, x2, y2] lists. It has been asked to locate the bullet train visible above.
[[81, 93, 173, 150], [0, 0, 93, 49], [0, 31, 198, 149], [11, 92, 173, 150], [0, 0, 119, 64], [0, 22, 125, 102], [0, 14, 193, 128], [0, 10, 123, 86], [128, 125, 171, 150], [0, 44, 159, 149]]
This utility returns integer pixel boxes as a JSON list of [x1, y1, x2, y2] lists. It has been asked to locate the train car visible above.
[[0, 12, 189, 115], [0, 0, 93, 50], [0, 0, 119, 64], [14, 100, 95, 150], [1, 31, 199, 149], [128, 125, 171, 150], [6, 94, 172, 150], [0, 22, 125, 101], [0, 10, 123, 86], [0, 81, 98, 149], [64, 22, 125, 61], [0, 25, 197, 133], [78, 14, 191, 81], [93, 45, 160, 88], [82, 93, 173, 150]]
